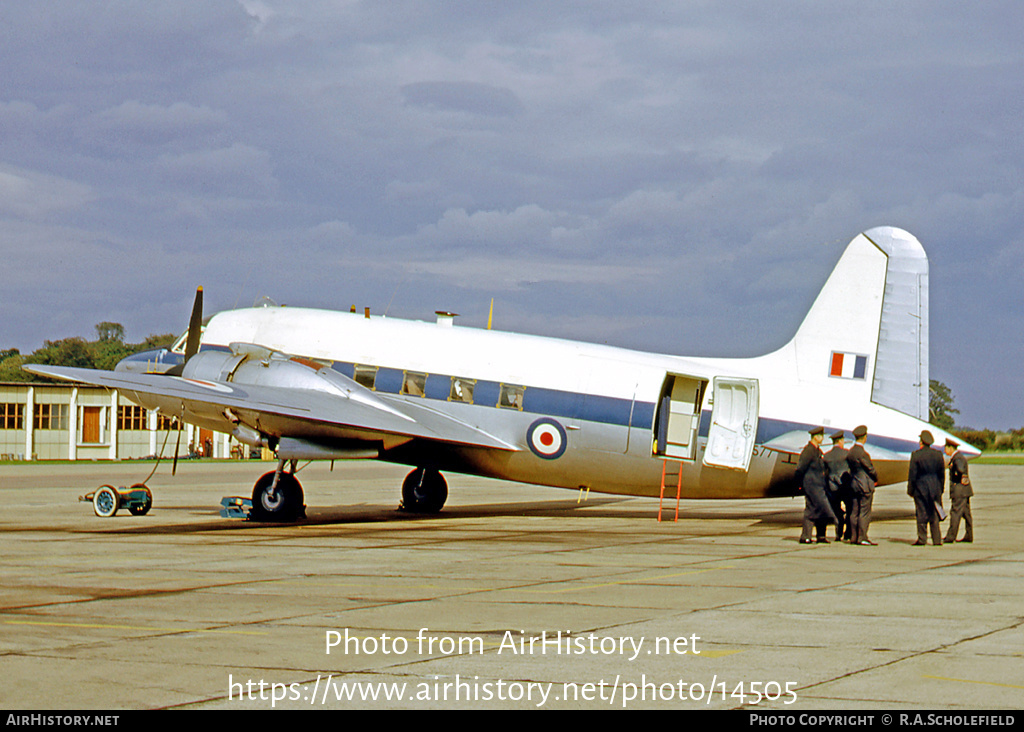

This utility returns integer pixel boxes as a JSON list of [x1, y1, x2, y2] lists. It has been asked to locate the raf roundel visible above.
[[526, 418, 568, 460]]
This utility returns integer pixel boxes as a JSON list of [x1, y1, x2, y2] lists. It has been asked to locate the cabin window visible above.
[[402, 371, 427, 397], [449, 377, 475, 404], [353, 364, 378, 390], [34, 403, 69, 430], [498, 384, 525, 410], [1, 403, 24, 430]]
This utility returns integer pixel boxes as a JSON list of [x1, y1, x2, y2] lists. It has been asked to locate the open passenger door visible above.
[[702, 377, 759, 471], [653, 374, 708, 460]]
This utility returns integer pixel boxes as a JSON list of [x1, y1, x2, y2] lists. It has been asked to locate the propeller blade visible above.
[[183, 286, 203, 361], [165, 287, 203, 378]]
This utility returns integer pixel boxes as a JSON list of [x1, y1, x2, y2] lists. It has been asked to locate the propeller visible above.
[[165, 286, 203, 377], [166, 287, 202, 472]]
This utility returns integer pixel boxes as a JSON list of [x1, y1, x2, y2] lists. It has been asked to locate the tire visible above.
[[400, 468, 448, 513], [93, 485, 120, 518], [250, 471, 305, 522]]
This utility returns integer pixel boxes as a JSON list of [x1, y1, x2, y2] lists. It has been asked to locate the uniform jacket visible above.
[[949, 451, 973, 500], [846, 443, 878, 496], [823, 446, 850, 495], [795, 441, 834, 522], [908, 446, 945, 502]]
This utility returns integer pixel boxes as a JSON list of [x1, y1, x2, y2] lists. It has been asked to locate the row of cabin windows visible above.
[[350, 366, 524, 410], [0, 403, 179, 432]]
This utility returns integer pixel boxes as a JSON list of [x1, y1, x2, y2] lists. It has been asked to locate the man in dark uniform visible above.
[[908, 430, 945, 546], [944, 438, 974, 543], [846, 425, 878, 545], [795, 426, 837, 543], [823, 430, 851, 541]]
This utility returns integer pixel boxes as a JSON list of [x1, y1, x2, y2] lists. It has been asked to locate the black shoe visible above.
[[958, 538, 973, 543], [817, 537, 830, 544]]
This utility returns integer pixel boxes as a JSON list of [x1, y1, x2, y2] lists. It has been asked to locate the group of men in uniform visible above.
[[795, 425, 973, 546]]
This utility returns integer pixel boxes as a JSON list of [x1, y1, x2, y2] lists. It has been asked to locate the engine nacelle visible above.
[[182, 344, 361, 400]]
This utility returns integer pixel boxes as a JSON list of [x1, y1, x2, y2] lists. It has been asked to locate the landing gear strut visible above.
[[250, 460, 306, 522], [400, 467, 448, 514]]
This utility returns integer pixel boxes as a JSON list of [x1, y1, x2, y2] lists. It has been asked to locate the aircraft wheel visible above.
[[250, 471, 305, 522], [400, 468, 448, 513], [93, 485, 120, 518], [127, 484, 153, 516]]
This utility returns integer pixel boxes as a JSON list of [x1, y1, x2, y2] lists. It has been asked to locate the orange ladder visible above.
[[658, 459, 683, 522]]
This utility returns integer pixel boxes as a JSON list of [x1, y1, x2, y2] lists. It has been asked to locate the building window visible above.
[[498, 384, 525, 410], [118, 405, 148, 431], [1, 403, 24, 430], [449, 377, 476, 404], [34, 403, 69, 430], [156, 414, 181, 431]]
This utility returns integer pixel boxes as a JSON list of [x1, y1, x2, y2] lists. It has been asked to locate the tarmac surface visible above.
[[1, 459, 1022, 710]]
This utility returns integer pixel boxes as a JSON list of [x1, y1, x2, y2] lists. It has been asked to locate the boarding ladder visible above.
[[658, 459, 684, 522]]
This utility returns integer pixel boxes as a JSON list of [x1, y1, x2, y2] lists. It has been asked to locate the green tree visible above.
[[929, 379, 959, 431], [0, 351, 29, 382], [95, 322, 126, 343], [26, 338, 94, 369]]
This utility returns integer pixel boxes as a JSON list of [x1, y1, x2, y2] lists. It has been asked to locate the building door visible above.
[[82, 407, 102, 443]]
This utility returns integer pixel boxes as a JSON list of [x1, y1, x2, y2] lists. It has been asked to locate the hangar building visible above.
[[1, 382, 235, 461]]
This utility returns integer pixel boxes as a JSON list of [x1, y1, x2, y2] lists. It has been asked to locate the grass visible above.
[[974, 453, 1024, 465]]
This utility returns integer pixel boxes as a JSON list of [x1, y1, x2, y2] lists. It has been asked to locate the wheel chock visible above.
[[220, 496, 252, 519]]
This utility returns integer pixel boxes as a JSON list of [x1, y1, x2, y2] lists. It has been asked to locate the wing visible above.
[[23, 361, 519, 456]]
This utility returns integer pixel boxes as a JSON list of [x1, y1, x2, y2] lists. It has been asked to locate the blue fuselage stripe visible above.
[[200, 345, 921, 454]]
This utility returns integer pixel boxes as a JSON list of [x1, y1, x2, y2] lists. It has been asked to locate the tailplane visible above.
[[788, 227, 929, 419]]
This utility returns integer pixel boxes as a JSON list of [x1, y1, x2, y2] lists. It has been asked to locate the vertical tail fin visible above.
[[789, 227, 929, 419]]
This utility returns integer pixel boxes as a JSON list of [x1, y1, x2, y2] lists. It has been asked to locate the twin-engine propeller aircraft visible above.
[[25, 226, 976, 521]]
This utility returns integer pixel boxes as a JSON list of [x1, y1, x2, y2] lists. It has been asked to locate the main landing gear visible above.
[[230, 463, 447, 521], [400, 467, 448, 514], [249, 460, 306, 522]]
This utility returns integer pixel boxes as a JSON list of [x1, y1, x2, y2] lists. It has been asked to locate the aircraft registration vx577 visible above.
[[26, 226, 977, 521]]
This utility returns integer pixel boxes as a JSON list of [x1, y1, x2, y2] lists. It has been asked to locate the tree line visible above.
[[0, 322, 175, 382]]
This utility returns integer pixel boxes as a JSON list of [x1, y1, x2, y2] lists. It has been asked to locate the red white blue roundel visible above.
[[527, 418, 567, 459]]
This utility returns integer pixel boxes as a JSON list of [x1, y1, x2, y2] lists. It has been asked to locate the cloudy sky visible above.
[[1, 2, 1021, 429]]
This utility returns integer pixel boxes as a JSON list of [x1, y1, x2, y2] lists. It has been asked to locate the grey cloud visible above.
[[401, 81, 524, 117]]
